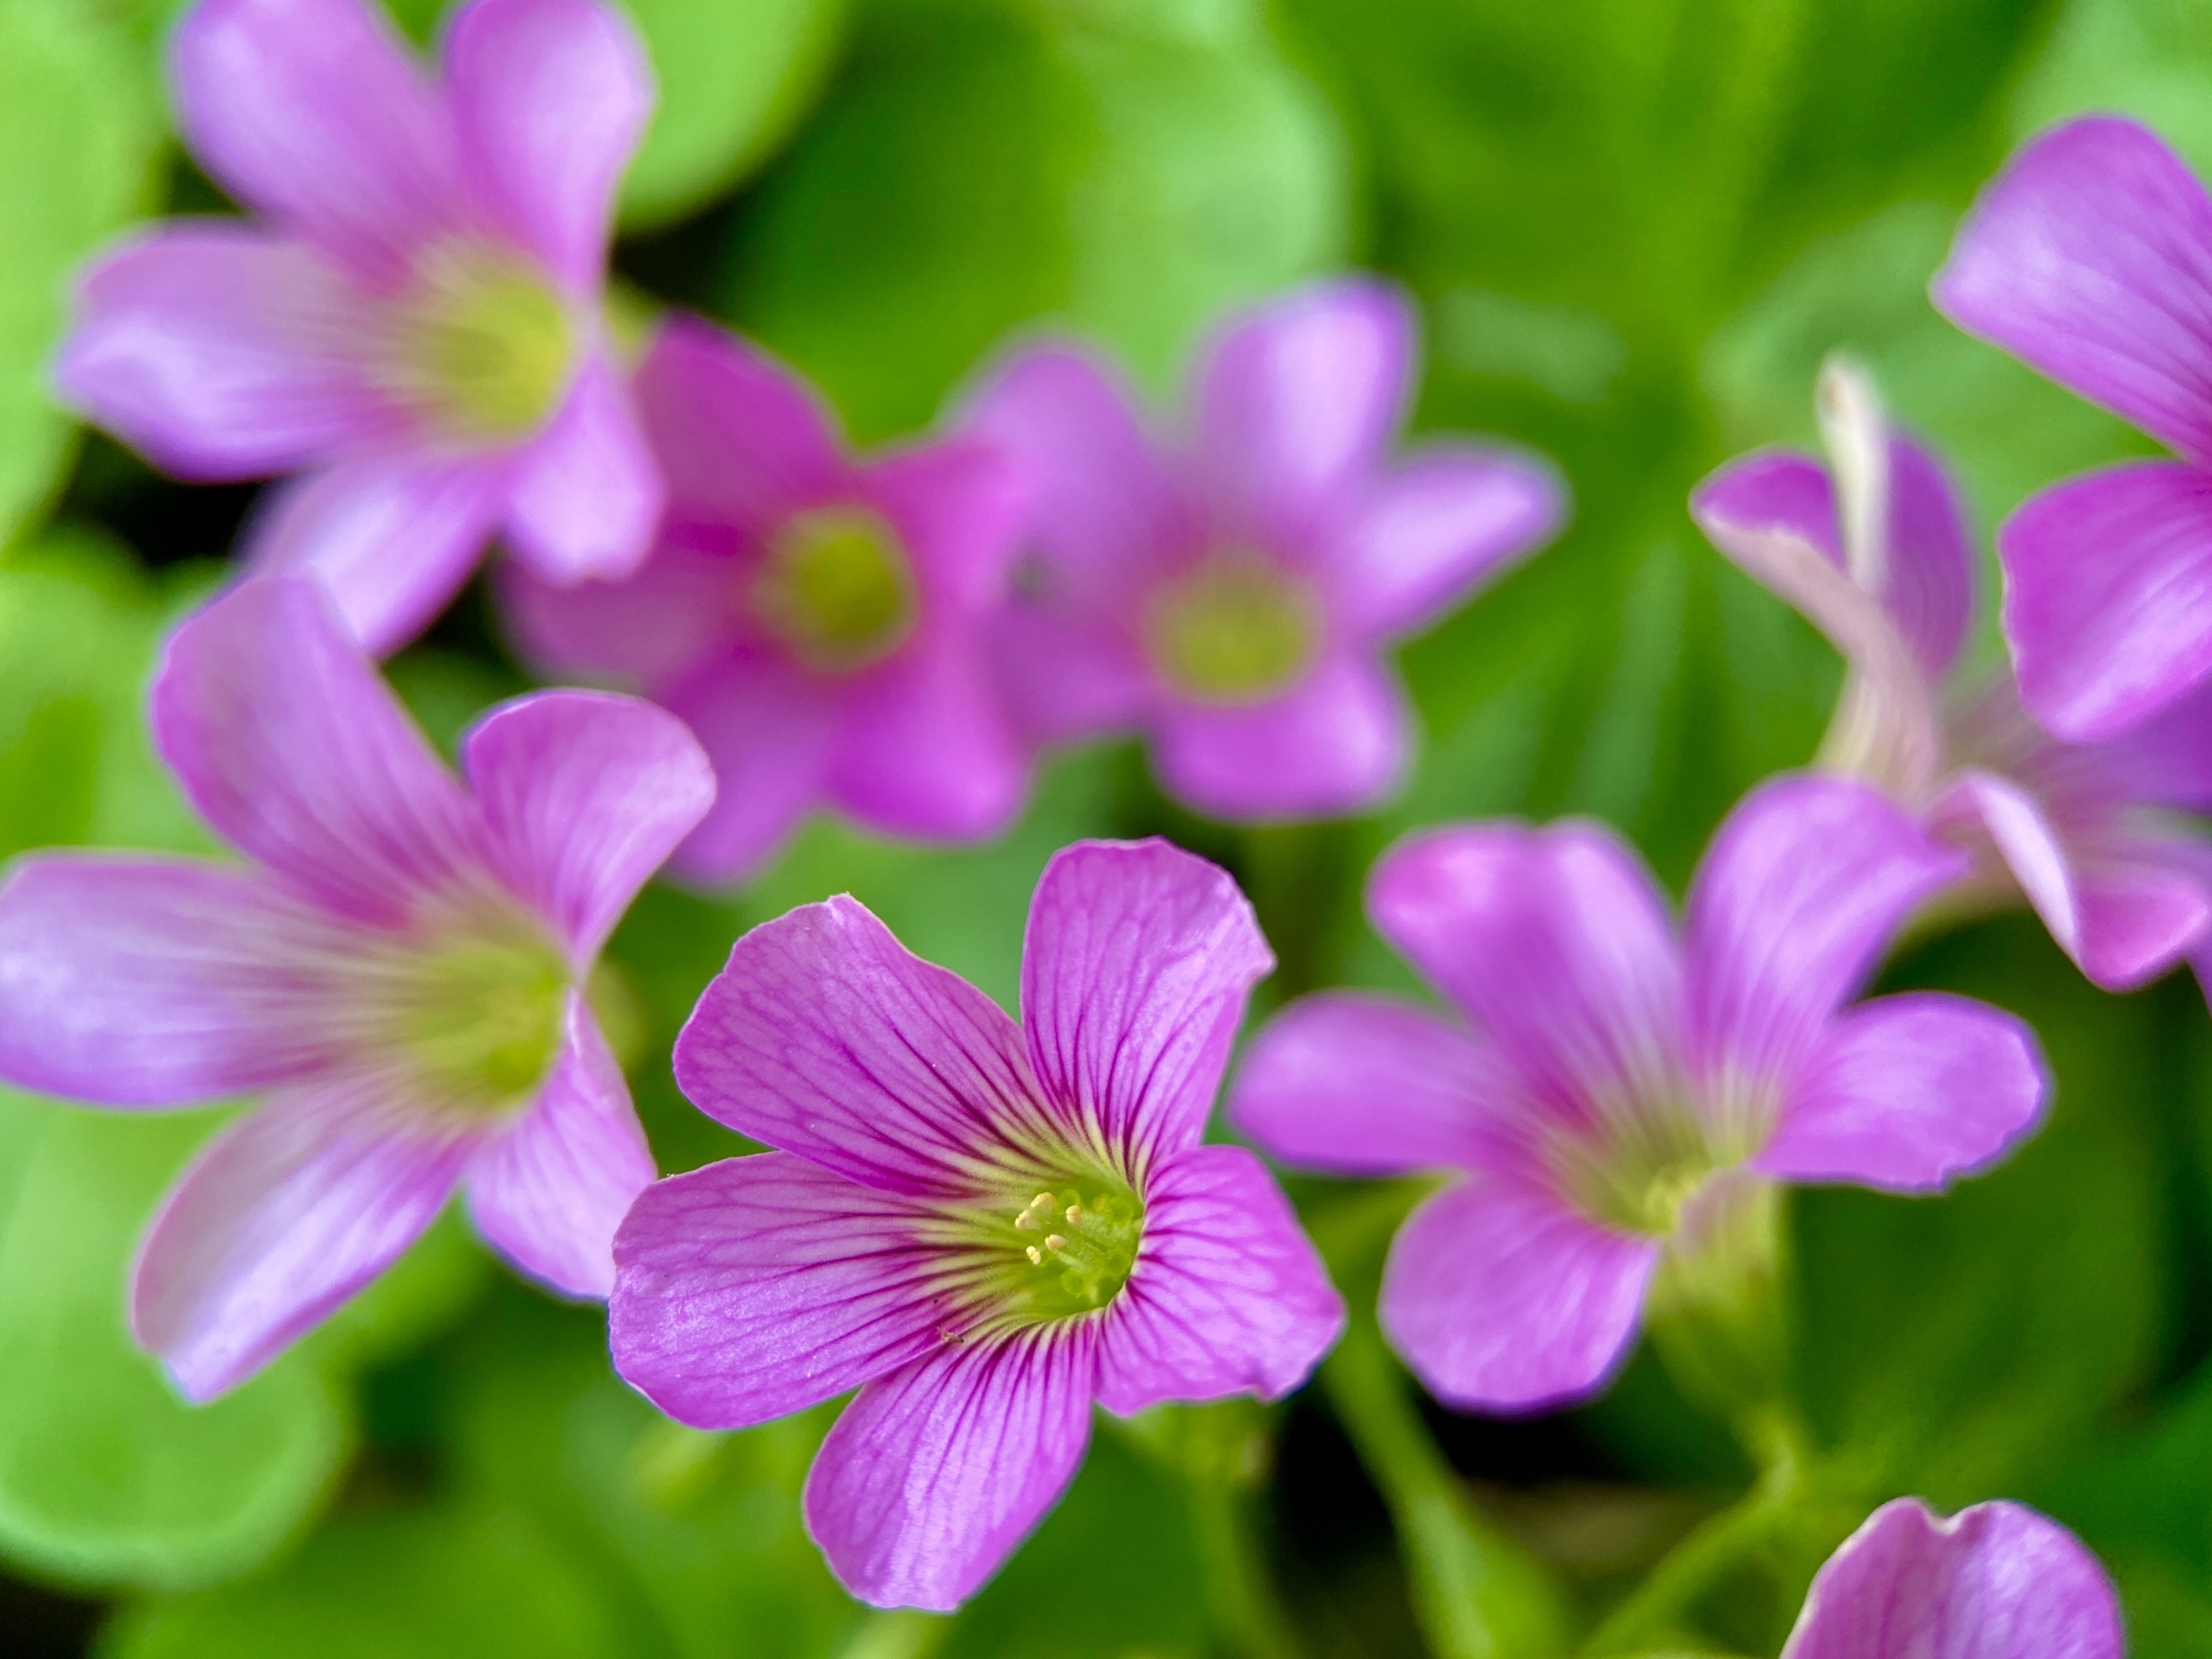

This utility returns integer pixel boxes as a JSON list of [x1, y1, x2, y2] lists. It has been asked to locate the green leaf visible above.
[[2012, 0, 2212, 177]]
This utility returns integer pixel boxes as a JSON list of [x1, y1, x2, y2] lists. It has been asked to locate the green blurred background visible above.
[[6, 0, 2212, 1653]]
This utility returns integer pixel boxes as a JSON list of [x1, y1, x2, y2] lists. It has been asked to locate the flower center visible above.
[[377, 927, 571, 1112], [751, 506, 918, 672], [1558, 1109, 1724, 1240], [1144, 555, 1318, 703], [1002, 1181, 1142, 1321], [393, 243, 575, 441]]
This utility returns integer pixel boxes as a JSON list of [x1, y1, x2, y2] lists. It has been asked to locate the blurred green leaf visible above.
[[2013, 0, 2212, 176]]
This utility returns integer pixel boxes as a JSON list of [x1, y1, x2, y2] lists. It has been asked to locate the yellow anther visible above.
[[1032, 1193, 1056, 1212], [1045, 1234, 1068, 1253], [1025, 1245, 1043, 1266], [1015, 1210, 1038, 1230], [1065, 1204, 1083, 1224]]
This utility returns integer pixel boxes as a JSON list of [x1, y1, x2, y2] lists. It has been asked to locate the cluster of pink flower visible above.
[[3, 0, 2200, 1644]]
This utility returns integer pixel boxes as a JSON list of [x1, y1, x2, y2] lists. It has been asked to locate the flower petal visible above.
[[498, 536, 739, 687], [660, 654, 837, 886], [152, 579, 495, 926], [1195, 278, 1413, 537], [674, 894, 1055, 1197], [443, 0, 649, 289], [986, 603, 1154, 747], [462, 689, 714, 962], [55, 225, 390, 481], [131, 1078, 475, 1400], [464, 996, 653, 1297], [1334, 445, 1565, 640], [1228, 991, 1501, 1176], [1021, 839, 1273, 1174], [248, 449, 512, 655], [1682, 776, 1964, 1094], [609, 1151, 952, 1429], [1998, 460, 2212, 743], [1094, 1144, 1342, 1415], [866, 437, 1031, 619], [1757, 993, 2047, 1194], [0, 855, 347, 1105], [170, 0, 462, 281], [805, 1324, 1099, 1611], [1935, 116, 2212, 468], [1153, 654, 1410, 823], [1781, 1498, 2123, 1659], [1882, 436, 1977, 690], [505, 351, 664, 585], [825, 647, 1028, 843], [1366, 819, 1681, 1133], [1379, 1179, 1657, 1414]]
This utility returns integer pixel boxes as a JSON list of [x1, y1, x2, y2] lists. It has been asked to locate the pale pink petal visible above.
[[131, 1078, 478, 1400], [497, 537, 740, 687], [661, 654, 837, 886], [1334, 445, 1565, 640], [1936, 116, 2212, 467], [1153, 654, 1409, 823], [1757, 993, 2048, 1193], [464, 998, 654, 1298], [1094, 1144, 1342, 1414], [865, 438, 1031, 618], [826, 647, 1028, 843], [505, 351, 664, 585], [55, 225, 391, 481], [1021, 839, 1273, 1173], [1883, 437, 1977, 689], [609, 1151, 952, 1429], [1227, 991, 1501, 1176], [462, 689, 714, 962], [152, 580, 495, 927], [443, 0, 649, 289], [805, 1323, 1099, 1611], [247, 449, 512, 655], [1379, 1179, 1657, 1414], [986, 603, 1154, 747], [674, 895, 1058, 1196]]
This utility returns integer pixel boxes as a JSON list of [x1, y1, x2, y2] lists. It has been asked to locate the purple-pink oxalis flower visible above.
[[504, 316, 1031, 882], [1781, 1498, 2122, 1659], [608, 839, 1343, 1609], [965, 276, 1565, 823], [57, 0, 661, 655], [1230, 774, 2046, 1413], [0, 580, 713, 1400], [1937, 114, 2212, 748], [1694, 358, 2212, 992]]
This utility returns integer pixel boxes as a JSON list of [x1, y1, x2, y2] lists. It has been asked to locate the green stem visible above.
[[1186, 1470, 1306, 1659]]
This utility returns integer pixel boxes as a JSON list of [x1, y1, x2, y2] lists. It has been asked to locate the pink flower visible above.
[[1230, 775, 2045, 1414], [0, 580, 713, 1399], [609, 839, 1343, 1609], [503, 316, 1031, 882], [965, 277, 1565, 823], [56, 0, 662, 654]]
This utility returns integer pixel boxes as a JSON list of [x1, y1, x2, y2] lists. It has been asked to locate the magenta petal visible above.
[[56, 226, 389, 481], [1021, 839, 1273, 1172], [609, 1151, 949, 1429], [805, 1324, 1099, 1611], [1683, 776, 1964, 1091], [1692, 451, 1843, 565], [505, 352, 664, 585], [131, 1081, 475, 1400], [675, 895, 1055, 1196], [1379, 1180, 1657, 1414], [1154, 654, 1410, 823], [498, 538, 738, 687], [1335, 445, 1565, 641], [1936, 116, 2212, 467], [1781, 1498, 2123, 1659], [0, 855, 339, 1105], [153, 580, 494, 926], [462, 689, 714, 961], [170, 0, 462, 281], [661, 655, 837, 886], [1094, 1145, 1342, 1414], [1882, 437, 1977, 689], [826, 647, 1028, 843], [866, 438, 1031, 618], [1195, 277, 1414, 536], [1757, 993, 2047, 1194], [248, 449, 512, 655], [987, 603, 1154, 747], [1998, 460, 2212, 742], [465, 998, 651, 1296], [1228, 991, 1498, 1177], [1366, 820, 1681, 1129], [443, 0, 649, 289]]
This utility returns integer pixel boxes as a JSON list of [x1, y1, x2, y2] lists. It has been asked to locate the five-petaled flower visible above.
[[1780, 1498, 2121, 1659], [609, 839, 1343, 1609], [0, 579, 713, 1400], [57, 0, 662, 655], [503, 316, 1032, 882], [1230, 774, 2046, 1413], [1694, 357, 2212, 992], [965, 276, 1565, 823]]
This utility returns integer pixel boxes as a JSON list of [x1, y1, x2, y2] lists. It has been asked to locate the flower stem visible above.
[[1186, 1470, 1307, 1659]]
